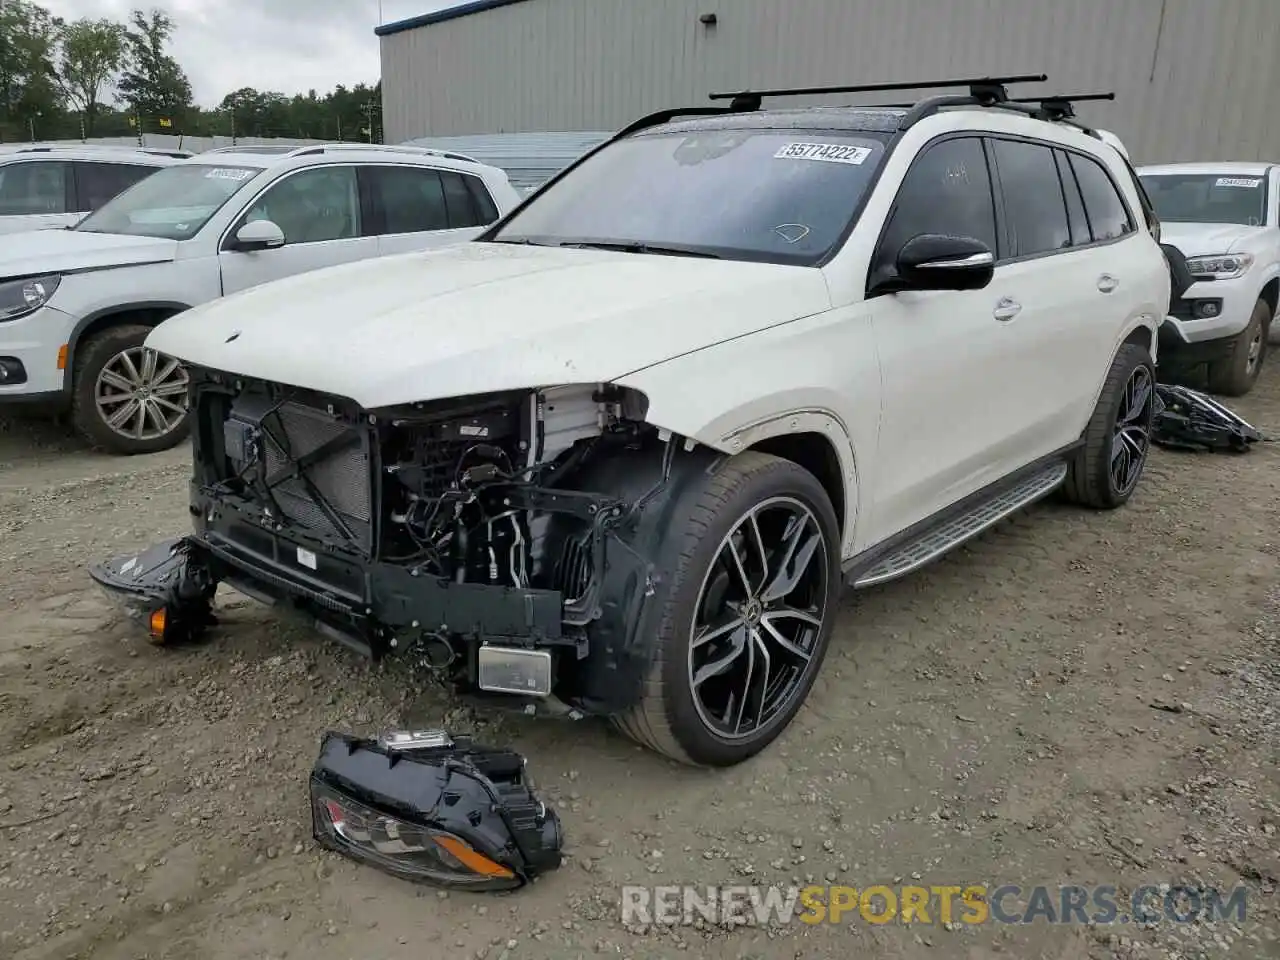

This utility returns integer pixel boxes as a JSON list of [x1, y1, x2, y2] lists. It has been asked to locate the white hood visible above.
[[0, 228, 177, 278], [146, 241, 832, 409], [1158, 223, 1269, 258]]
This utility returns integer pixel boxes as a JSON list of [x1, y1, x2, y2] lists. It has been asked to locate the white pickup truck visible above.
[[1137, 162, 1278, 396]]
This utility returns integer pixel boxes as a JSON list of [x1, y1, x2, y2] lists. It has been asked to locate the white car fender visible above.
[[716, 408, 861, 558], [621, 379, 864, 558]]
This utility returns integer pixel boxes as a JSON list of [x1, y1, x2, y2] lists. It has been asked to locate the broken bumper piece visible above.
[[87, 536, 217, 644], [1152, 384, 1265, 452], [309, 730, 562, 891]]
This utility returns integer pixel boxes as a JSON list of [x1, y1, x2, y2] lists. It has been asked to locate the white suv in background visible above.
[[133, 79, 1171, 767], [0, 143, 522, 454], [0, 145, 188, 234], [1137, 161, 1278, 395]]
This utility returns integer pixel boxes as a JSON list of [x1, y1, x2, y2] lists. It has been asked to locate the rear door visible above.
[[218, 163, 379, 296], [0, 159, 74, 233], [364, 164, 502, 256]]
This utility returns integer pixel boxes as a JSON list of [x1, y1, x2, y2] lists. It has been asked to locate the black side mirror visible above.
[[894, 234, 995, 291]]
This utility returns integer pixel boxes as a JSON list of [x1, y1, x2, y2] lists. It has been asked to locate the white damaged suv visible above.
[[123, 79, 1171, 767], [1136, 162, 1277, 395]]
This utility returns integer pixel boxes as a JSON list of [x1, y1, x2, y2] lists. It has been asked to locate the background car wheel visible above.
[[613, 451, 840, 767], [71, 324, 191, 455], [1061, 341, 1155, 510], [1206, 298, 1269, 397]]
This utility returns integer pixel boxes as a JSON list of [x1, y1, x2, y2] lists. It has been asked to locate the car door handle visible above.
[[993, 297, 1022, 321], [1097, 274, 1119, 293]]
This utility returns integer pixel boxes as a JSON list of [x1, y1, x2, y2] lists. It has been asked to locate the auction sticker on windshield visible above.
[[1215, 177, 1262, 188], [205, 168, 257, 181], [775, 142, 872, 165]]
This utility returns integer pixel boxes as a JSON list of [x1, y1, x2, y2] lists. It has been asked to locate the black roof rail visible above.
[[612, 105, 739, 139], [898, 93, 1042, 129], [709, 74, 1047, 113], [897, 91, 1117, 135], [1009, 92, 1114, 122]]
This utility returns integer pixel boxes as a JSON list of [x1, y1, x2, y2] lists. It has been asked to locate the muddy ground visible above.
[[0, 371, 1277, 960]]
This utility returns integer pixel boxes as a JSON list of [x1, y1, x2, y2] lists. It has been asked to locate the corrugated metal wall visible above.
[[379, 0, 1280, 164]]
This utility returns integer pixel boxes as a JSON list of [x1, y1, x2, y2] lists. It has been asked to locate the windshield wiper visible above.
[[486, 237, 560, 247], [555, 240, 723, 259]]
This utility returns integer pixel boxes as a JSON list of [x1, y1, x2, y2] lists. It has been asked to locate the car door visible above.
[[366, 164, 502, 256], [71, 161, 160, 220], [973, 136, 1106, 461], [987, 138, 1156, 454], [218, 163, 378, 296], [862, 134, 1027, 543], [0, 159, 73, 233]]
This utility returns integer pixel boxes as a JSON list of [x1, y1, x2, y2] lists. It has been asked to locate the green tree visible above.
[[116, 7, 192, 127], [217, 86, 292, 137], [0, 0, 63, 140], [55, 16, 127, 135]]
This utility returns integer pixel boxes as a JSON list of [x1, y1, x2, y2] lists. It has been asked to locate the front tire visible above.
[[1206, 298, 1269, 397], [71, 324, 191, 455], [1062, 342, 1156, 510], [613, 452, 840, 767]]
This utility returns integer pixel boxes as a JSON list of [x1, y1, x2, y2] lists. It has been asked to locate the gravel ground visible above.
[[0, 371, 1278, 960]]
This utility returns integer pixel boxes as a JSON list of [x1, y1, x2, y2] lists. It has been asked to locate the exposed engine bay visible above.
[[151, 367, 701, 716]]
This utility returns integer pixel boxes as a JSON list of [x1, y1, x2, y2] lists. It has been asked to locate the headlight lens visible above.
[[1185, 253, 1254, 280], [0, 274, 61, 321]]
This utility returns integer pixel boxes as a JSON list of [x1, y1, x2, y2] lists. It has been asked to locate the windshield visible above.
[[1138, 172, 1269, 227], [75, 163, 266, 240], [488, 127, 891, 265]]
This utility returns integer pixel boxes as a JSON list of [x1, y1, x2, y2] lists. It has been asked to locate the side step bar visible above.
[[848, 461, 1069, 589]]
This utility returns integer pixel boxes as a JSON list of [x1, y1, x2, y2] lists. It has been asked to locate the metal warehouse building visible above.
[[377, 0, 1280, 165]]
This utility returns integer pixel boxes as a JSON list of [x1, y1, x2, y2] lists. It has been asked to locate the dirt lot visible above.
[[1, 373, 1278, 960]]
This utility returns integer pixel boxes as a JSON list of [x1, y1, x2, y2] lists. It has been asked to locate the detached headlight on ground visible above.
[[309, 729, 562, 891], [0, 274, 61, 321], [1185, 253, 1253, 280]]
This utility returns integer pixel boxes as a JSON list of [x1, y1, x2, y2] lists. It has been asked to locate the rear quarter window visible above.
[[1068, 153, 1135, 242]]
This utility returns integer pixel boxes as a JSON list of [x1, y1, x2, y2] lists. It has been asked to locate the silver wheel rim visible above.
[[687, 496, 829, 741], [94, 346, 190, 442], [1246, 330, 1263, 374], [1111, 365, 1153, 496]]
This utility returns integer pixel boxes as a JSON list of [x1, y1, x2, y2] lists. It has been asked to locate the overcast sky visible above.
[[39, 0, 454, 107]]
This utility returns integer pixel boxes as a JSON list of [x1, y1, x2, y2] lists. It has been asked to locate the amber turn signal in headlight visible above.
[[309, 730, 562, 892]]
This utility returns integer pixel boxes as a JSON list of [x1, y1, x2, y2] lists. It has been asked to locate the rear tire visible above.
[[612, 452, 840, 767], [1206, 298, 1269, 397], [71, 324, 191, 455], [1061, 342, 1155, 510]]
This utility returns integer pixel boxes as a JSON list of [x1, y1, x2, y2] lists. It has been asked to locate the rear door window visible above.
[[74, 161, 157, 212], [440, 171, 482, 228], [365, 166, 451, 234], [990, 139, 1071, 257]]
